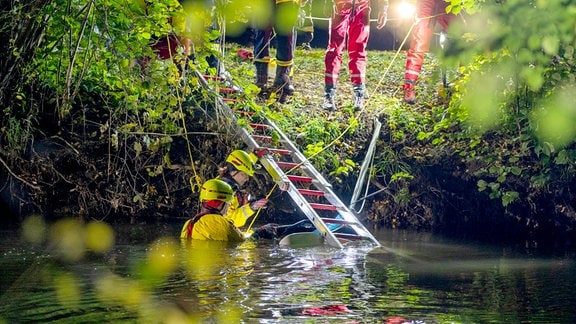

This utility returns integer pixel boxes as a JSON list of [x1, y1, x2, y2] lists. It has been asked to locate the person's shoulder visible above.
[[201, 213, 234, 225]]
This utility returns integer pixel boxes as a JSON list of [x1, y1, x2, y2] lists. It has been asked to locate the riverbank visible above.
[[1, 44, 574, 246]]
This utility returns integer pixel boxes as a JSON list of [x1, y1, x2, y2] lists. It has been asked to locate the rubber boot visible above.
[[322, 84, 336, 111], [352, 84, 365, 111], [272, 65, 295, 104], [403, 81, 416, 105], [255, 62, 269, 98]]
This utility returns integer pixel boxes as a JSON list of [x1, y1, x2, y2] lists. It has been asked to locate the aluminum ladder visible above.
[[196, 72, 381, 248]]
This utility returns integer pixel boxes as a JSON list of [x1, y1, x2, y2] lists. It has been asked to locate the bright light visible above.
[[397, 1, 416, 20], [439, 31, 447, 48]]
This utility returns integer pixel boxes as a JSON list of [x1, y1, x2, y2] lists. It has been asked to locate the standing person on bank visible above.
[[297, 0, 315, 50], [135, 0, 192, 71], [180, 179, 246, 241], [403, 0, 455, 104], [323, 0, 389, 111], [253, 0, 300, 104]]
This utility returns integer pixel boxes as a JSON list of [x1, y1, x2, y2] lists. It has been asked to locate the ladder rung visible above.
[[321, 218, 357, 225], [276, 161, 300, 169], [233, 110, 254, 116], [298, 189, 325, 197], [223, 98, 238, 103], [309, 203, 338, 211], [249, 123, 269, 130], [203, 74, 226, 81], [219, 87, 237, 94], [287, 175, 313, 183], [252, 135, 273, 142], [256, 147, 291, 156], [334, 233, 366, 241]]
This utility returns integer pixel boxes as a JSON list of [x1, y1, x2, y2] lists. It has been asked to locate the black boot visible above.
[[255, 62, 269, 98], [271, 65, 295, 104]]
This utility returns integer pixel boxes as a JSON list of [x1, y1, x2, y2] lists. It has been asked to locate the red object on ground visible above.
[[237, 49, 254, 60], [385, 316, 411, 324]]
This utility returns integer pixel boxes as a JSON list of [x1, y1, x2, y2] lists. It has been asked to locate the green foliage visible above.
[[3, 0, 576, 227], [5, 117, 31, 154], [0, 0, 255, 219], [419, 1, 576, 208]]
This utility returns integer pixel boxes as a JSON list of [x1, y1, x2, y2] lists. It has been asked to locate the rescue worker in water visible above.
[[180, 178, 246, 241], [180, 149, 307, 241], [218, 150, 269, 228], [180, 150, 268, 241]]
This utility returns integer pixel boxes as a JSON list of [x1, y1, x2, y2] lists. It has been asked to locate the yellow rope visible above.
[[245, 183, 278, 233], [177, 71, 203, 193]]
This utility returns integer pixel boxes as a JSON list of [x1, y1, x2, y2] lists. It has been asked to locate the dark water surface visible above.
[[1, 224, 575, 323]]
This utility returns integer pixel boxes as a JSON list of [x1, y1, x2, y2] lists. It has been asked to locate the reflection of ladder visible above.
[[196, 72, 380, 248]]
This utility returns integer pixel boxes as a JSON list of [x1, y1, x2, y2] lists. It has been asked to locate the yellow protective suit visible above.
[[225, 192, 258, 228], [181, 213, 245, 242]]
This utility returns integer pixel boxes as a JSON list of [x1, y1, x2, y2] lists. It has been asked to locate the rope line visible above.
[[177, 85, 203, 193], [245, 183, 278, 233]]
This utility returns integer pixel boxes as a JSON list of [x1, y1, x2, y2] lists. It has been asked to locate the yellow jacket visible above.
[[225, 192, 258, 228], [181, 213, 246, 242]]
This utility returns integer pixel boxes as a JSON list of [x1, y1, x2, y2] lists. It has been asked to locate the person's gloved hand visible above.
[[249, 198, 268, 210], [252, 223, 278, 239], [279, 180, 290, 192], [243, 229, 254, 239], [377, 4, 388, 30]]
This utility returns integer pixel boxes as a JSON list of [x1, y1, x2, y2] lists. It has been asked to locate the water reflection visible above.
[[1, 225, 576, 323]]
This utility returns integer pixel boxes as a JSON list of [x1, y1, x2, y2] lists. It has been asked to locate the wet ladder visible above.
[[197, 72, 380, 248]]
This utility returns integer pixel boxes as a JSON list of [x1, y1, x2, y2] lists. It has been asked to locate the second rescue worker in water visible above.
[[218, 150, 269, 228]]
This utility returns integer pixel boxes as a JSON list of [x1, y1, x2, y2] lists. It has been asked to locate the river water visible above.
[[1, 222, 575, 323]]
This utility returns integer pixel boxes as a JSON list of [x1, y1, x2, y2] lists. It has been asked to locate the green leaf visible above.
[[510, 166, 522, 176], [134, 142, 142, 156], [477, 179, 487, 191], [502, 191, 519, 207]]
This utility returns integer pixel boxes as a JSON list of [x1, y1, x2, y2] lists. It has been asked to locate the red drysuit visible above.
[[404, 0, 454, 84], [324, 0, 372, 87]]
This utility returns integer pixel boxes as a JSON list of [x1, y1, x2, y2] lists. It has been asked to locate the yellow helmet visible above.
[[226, 150, 255, 176], [199, 179, 234, 203]]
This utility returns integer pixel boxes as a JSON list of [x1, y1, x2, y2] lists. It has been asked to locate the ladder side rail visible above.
[[258, 157, 344, 248], [264, 119, 333, 188], [265, 119, 381, 246], [265, 118, 380, 245], [195, 72, 379, 247], [332, 210, 381, 246]]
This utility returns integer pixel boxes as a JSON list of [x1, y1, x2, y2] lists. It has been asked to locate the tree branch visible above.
[[0, 156, 41, 191]]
